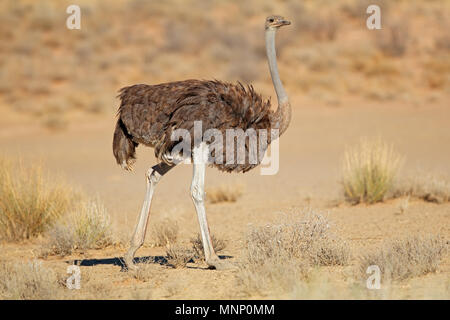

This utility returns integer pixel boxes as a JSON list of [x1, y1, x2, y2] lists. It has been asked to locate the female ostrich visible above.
[[113, 15, 291, 270]]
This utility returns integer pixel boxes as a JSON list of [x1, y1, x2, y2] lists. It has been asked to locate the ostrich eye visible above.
[[268, 18, 274, 23]]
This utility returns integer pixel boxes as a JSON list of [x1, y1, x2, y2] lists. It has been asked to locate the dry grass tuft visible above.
[[423, 54, 450, 90], [391, 172, 450, 203], [130, 258, 159, 282], [0, 260, 61, 299], [190, 233, 227, 261], [44, 198, 113, 256], [301, 12, 340, 42], [0, 157, 73, 241], [131, 287, 153, 300], [375, 20, 409, 57], [341, 0, 390, 20], [42, 113, 68, 131], [165, 244, 194, 269], [151, 218, 179, 247], [435, 33, 450, 52], [0, 260, 118, 299], [237, 209, 350, 295], [359, 235, 448, 281], [206, 184, 244, 204], [342, 138, 403, 204]]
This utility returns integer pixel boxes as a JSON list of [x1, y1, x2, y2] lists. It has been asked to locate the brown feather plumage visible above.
[[113, 79, 274, 172]]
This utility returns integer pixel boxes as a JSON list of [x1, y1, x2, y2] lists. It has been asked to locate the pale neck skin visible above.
[[265, 27, 291, 136]]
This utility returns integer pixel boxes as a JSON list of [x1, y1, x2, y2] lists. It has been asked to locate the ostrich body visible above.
[[113, 16, 291, 270]]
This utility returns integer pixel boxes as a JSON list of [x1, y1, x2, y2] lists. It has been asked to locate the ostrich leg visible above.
[[191, 144, 232, 270], [124, 162, 174, 270]]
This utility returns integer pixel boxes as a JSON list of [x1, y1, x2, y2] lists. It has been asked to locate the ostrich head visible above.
[[265, 15, 291, 30]]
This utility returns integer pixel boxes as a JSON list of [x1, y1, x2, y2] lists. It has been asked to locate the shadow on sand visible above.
[[67, 255, 233, 271]]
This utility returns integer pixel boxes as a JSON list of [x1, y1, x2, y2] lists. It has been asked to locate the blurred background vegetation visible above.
[[0, 0, 449, 129]]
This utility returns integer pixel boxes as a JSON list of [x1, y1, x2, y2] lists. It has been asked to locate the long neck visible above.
[[265, 28, 291, 136]]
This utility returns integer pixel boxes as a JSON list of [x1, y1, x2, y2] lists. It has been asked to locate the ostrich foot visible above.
[[123, 252, 138, 271]]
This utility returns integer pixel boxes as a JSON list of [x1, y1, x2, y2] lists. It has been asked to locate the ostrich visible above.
[[113, 15, 291, 270]]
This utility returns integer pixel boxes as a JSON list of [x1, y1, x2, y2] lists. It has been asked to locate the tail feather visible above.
[[113, 118, 138, 171]]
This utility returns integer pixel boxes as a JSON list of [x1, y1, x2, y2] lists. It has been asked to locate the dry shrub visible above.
[[0, 157, 73, 241], [423, 54, 450, 89], [151, 218, 179, 247], [45, 198, 113, 256], [66, 266, 114, 299], [225, 52, 261, 83], [352, 54, 399, 78], [213, 26, 263, 83], [163, 22, 190, 53], [342, 138, 403, 204], [359, 235, 448, 281], [206, 184, 243, 204], [289, 2, 339, 42], [341, 0, 390, 20], [131, 287, 153, 300], [0, 260, 61, 299], [28, 2, 61, 32], [375, 21, 409, 57], [130, 258, 159, 282], [0, 260, 116, 299], [290, 270, 450, 299], [391, 172, 450, 203], [435, 33, 450, 52], [237, 209, 350, 295], [42, 113, 68, 131], [190, 233, 226, 261], [297, 46, 339, 74], [300, 13, 339, 42], [163, 280, 183, 298], [165, 244, 194, 269]]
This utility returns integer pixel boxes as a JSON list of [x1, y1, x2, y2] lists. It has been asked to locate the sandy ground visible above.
[[1, 95, 449, 299]]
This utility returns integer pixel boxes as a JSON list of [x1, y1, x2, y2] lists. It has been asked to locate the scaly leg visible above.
[[124, 162, 174, 270], [191, 144, 232, 270]]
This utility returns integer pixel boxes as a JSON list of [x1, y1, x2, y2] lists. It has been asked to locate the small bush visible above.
[[342, 138, 403, 204], [130, 258, 158, 282], [301, 13, 339, 41], [45, 198, 113, 256], [391, 172, 450, 203], [225, 52, 261, 83], [42, 113, 68, 131], [165, 244, 194, 269], [190, 233, 226, 261], [435, 33, 450, 52], [249, 211, 350, 267], [375, 21, 409, 57], [0, 260, 117, 299], [0, 157, 73, 241], [423, 55, 450, 89], [0, 260, 61, 299], [237, 209, 350, 295], [206, 184, 243, 204], [151, 218, 179, 247], [341, 0, 390, 20], [359, 235, 448, 281]]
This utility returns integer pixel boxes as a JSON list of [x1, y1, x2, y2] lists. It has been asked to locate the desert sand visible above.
[[0, 0, 449, 299]]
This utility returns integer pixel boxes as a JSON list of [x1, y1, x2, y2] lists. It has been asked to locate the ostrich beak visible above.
[[278, 19, 291, 27]]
